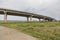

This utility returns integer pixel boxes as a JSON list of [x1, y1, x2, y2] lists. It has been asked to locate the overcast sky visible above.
[[0, 0, 60, 20]]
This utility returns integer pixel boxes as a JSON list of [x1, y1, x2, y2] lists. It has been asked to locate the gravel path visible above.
[[0, 26, 37, 40]]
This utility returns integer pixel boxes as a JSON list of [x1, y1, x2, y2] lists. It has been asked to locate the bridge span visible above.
[[0, 8, 55, 22]]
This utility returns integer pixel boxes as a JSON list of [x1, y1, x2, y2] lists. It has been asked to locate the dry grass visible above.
[[0, 21, 60, 40]]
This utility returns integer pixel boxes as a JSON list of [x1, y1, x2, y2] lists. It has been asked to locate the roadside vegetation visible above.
[[0, 21, 60, 40]]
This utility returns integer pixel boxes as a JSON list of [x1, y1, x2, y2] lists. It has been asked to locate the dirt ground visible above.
[[0, 26, 37, 40]]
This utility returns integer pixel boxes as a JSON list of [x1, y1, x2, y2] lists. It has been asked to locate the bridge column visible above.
[[48, 19, 50, 21], [30, 16, 32, 21], [43, 18, 46, 22], [27, 17, 29, 22], [30, 15, 33, 21], [43, 18, 48, 22], [39, 18, 41, 22], [48, 19, 52, 22], [4, 11, 7, 23]]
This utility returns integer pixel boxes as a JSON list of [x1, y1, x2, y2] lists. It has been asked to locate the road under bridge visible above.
[[0, 8, 55, 22]]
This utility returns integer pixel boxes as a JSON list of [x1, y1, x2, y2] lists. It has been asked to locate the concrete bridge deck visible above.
[[0, 8, 55, 22]]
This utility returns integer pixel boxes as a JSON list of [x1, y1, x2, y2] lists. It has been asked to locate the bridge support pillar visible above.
[[43, 18, 45, 22], [48, 19, 52, 22], [39, 18, 40, 22], [27, 17, 29, 22], [4, 11, 7, 23], [30, 15, 33, 21]]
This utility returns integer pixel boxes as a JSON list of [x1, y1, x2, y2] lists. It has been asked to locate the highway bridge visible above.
[[0, 8, 55, 22]]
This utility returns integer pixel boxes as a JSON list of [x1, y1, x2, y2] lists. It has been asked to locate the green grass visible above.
[[0, 21, 60, 40]]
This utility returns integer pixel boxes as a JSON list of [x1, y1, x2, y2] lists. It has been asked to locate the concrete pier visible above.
[[4, 11, 7, 22], [39, 18, 40, 22], [30, 16, 32, 21], [27, 17, 29, 22]]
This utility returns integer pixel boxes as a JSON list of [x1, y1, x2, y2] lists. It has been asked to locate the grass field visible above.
[[0, 21, 60, 40]]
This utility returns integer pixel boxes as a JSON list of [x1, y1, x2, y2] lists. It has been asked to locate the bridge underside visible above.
[[0, 8, 55, 22]]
